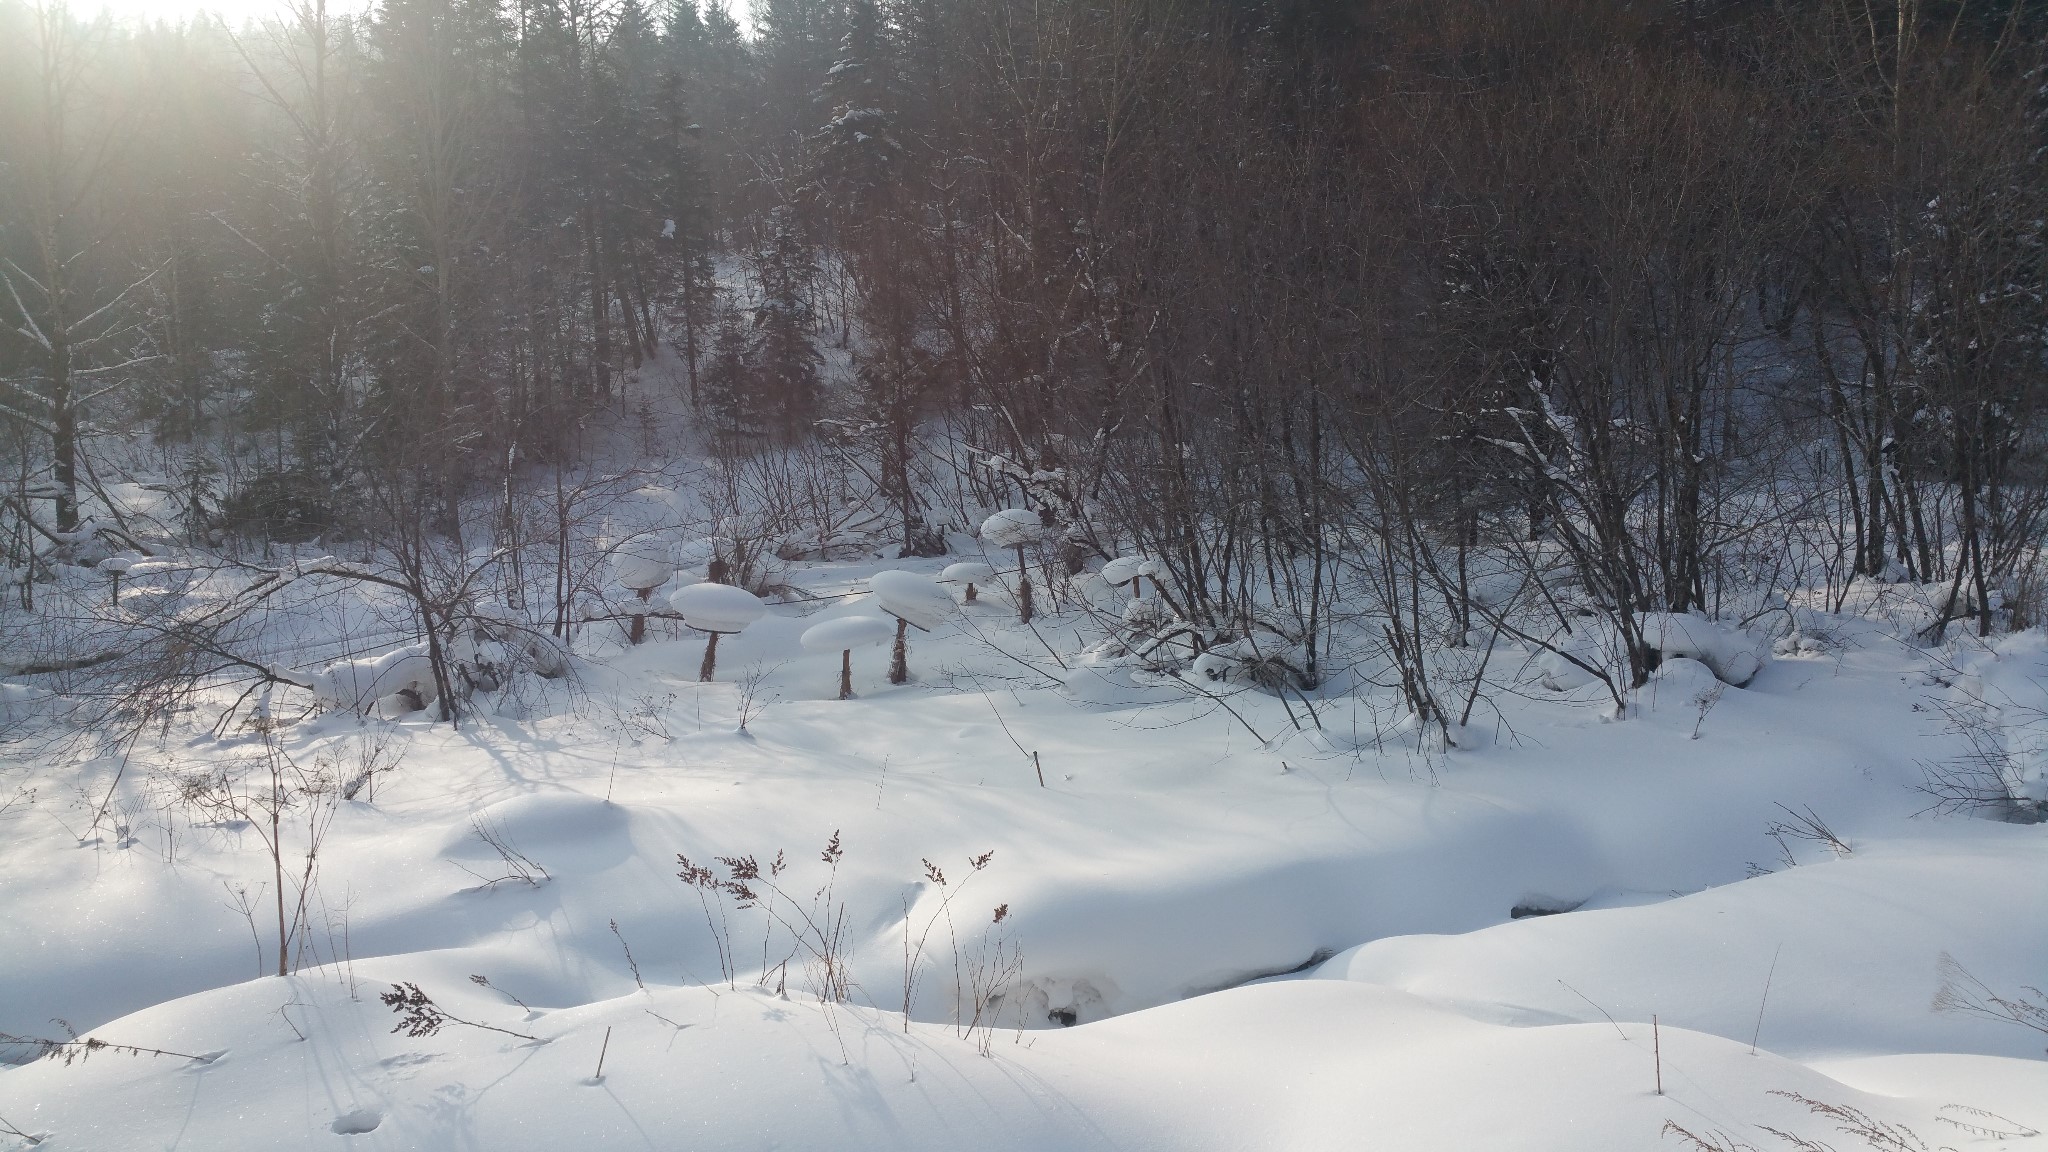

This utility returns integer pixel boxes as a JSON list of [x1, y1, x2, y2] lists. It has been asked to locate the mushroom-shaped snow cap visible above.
[[668, 582, 766, 633], [1099, 555, 1149, 585], [673, 537, 719, 570], [980, 508, 1043, 549], [938, 561, 993, 585], [801, 614, 896, 654], [99, 551, 145, 575], [869, 570, 956, 631], [611, 537, 674, 591]]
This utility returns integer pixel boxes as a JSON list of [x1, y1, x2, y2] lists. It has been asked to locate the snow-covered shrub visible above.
[[215, 470, 339, 543], [1188, 636, 1311, 693], [1919, 630, 2048, 821]]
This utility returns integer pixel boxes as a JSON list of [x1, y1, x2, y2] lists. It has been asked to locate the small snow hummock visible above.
[[668, 582, 765, 634], [980, 508, 1043, 549], [1641, 613, 1764, 687], [800, 615, 896, 654], [869, 570, 957, 631]]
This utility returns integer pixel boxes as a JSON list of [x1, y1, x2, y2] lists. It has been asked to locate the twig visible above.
[[379, 983, 542, 1042], [591, 1026, 612, 1081], [1750, 945, 1781, 1055], [1653, 1014, 1663, 1095], [610, 919, 645, 991], [0, 1029, 209, 1066], [1557, 979, 1628, 1040], [0, 1111, 43, 1145]]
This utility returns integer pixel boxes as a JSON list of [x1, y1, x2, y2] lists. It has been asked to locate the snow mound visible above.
[[442, 791, 629, 867], [1062, 652, 1184, 708], [1314, 839, 2048, 1060], [1643, 613, 1764, 687]]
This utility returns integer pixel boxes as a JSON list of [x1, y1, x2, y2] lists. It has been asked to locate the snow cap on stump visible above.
[[801, 615, 896, 654], [1099, 555, 1154, 586], [610, 537, 674, 591], [869, 570, 956, 631], [669, 582, 765, 633], [939, 561, 993, 586], [980, 508, 1042, 549]]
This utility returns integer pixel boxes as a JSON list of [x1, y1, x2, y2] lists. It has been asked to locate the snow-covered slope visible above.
[[2, 558, 2043, 1150]]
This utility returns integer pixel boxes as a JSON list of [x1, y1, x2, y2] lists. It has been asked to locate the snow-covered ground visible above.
[[3, 541, 2045, 1149]]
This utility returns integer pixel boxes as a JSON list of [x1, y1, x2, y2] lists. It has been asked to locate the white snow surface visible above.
[[2, 551, 2045, 1151]]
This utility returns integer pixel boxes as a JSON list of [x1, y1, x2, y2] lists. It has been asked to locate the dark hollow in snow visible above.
[[331, 1109, 383, 1135], [1510, 897, 1587, 919]]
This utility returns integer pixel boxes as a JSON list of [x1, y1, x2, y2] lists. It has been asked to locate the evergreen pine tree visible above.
[[811, 0, 901, 246], [750, 204, 820, 438]]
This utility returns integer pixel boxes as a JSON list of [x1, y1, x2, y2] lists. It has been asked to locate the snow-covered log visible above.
[[301, 645, 439, 714]]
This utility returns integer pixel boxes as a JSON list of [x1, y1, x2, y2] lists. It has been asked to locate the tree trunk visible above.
[[888, 617, 908, 684], [698, 631, 719, 682], [1015, 544, 1033, 624]]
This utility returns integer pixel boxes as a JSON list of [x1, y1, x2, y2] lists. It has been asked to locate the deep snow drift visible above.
[[2, 550, 2045, 1151]]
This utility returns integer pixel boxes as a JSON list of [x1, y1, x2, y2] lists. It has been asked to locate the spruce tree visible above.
[[750, 205, 820, 438]]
